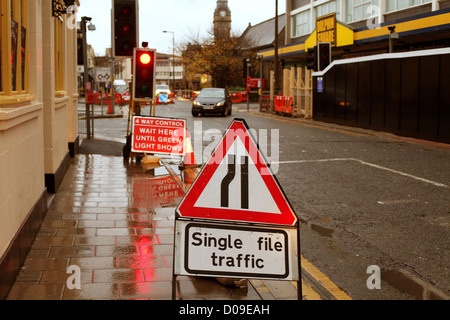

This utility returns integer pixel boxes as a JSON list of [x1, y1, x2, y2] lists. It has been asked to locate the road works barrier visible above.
[[229, 92, 249, 104], [274, 95, 294, 115]]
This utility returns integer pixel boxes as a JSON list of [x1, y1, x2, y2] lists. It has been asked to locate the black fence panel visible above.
[[357, 62, 371, 127], [313, 51, 450, 144], [440, 54, 450, 140], [400, 57, 420, 135]]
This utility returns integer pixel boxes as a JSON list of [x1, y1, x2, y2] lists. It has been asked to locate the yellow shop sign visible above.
[[316, 13, 336, 45]]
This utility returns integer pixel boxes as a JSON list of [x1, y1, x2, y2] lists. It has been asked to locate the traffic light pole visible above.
[[109, 57, 115, 115], [82, 16, 92, 139], [246, 58, 250, 111]]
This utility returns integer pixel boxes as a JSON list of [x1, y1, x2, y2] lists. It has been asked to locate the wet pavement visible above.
[[6, 155, 263, 300]]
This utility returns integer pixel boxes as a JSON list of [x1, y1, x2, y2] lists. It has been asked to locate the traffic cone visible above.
[[183, 129, 197, 167]]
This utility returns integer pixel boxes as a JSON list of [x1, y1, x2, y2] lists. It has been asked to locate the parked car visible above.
[[191, 88, 232, 117]]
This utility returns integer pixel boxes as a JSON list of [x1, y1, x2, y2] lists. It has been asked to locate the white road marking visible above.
[[274, 158, 449, 189], [377, 199, 420, 205]]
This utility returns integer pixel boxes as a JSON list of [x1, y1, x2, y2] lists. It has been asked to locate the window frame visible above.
[[54, 16, 66, 95], [291, 9, 311, 38], [0, 0, 31, 104], [316, 0, 340, 20], [346, 0, 380, 23], [385, 0, 432, 13]]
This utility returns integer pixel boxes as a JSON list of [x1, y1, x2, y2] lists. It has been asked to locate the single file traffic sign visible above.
[[174, 221, 299, 280]]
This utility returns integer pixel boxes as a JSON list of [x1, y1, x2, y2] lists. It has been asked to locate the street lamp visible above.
[[274, 0, 280, 96], [163, 31, 175, 92], [81, 16, 95, 139], [388, 26, 398, 53]]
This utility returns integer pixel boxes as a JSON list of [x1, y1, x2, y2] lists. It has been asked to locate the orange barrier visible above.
[[93, 93, 124, 105], [274, 95, 294, 115], [230, 92, 249, 104]]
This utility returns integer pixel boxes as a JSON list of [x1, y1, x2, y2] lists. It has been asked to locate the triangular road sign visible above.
[[176, 119, 298, 226]]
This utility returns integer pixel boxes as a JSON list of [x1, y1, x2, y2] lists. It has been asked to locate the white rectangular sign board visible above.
[[174, 221, 299, 281]]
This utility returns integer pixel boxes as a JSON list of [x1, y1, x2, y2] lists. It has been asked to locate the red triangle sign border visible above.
[[176, 119, 298, 226]]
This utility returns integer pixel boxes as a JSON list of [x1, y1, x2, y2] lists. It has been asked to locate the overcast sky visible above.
[[78, 0, 286, 56]]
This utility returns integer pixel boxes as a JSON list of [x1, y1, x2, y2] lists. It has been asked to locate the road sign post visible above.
[[172, 119, 302, 300]]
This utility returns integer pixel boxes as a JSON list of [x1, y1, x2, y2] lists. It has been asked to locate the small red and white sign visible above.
[[132, 116, 186, 156], [176, 119, 297, 226], [246, 76, 265, 92], [86, 91, 95, 104]]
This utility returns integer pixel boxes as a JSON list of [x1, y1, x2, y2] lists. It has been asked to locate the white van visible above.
[[113, 79, 128, 94]]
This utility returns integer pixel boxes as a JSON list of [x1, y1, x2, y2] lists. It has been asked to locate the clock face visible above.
[[220, 10, 226, 17]]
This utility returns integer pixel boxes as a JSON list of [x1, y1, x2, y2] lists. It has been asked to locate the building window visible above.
[[347, 0, 379, 22], [54, 17, 65, 93], [292, 10, 310, 38], [316, 0, 340, 20], [386, 0, 432, 12], [0, 0, 29, 101]]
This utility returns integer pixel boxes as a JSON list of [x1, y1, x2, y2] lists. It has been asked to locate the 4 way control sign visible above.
[[131, 116, 186, 156], [173, 119, 301, 300]]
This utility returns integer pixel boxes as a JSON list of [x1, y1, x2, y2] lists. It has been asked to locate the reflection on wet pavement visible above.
[[7, 155, 259, 300]]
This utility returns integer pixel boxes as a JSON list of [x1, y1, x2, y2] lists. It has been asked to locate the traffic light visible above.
[[243, 58, 251, 78], [77, 31, 84, 65], [306, 46, 317, 71], [317, 42, 331, 72], [113, 0, 139, 57], [133, 48, 156, 101]]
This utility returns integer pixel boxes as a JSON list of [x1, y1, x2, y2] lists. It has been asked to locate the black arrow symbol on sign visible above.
[[221, 155, 249, 209]]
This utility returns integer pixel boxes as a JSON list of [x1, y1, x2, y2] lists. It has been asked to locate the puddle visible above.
[[132, 161, 185, 209], [382, 269, 449, 300], [299, 218, 334, 238], [310, 223, 334, 237], [154, 164, 180, 177]]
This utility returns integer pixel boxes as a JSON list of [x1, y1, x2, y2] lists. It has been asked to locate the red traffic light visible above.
[[140, 53, 151, 65], [133, 48, 156, 101]]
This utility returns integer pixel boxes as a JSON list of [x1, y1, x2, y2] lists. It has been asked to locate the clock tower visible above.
[[214, 0, 231, 39]]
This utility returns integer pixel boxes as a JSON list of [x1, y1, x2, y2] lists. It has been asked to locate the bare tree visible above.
[[179, 26, 258, 89]]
